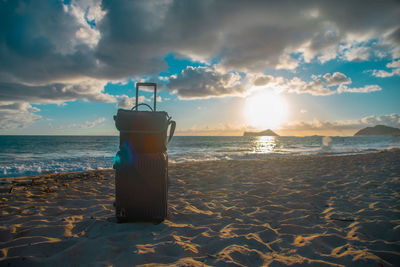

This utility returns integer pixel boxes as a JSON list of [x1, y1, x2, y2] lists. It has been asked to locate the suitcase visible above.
[[113, 83, 175, 222], [115, 152, 168, 222]]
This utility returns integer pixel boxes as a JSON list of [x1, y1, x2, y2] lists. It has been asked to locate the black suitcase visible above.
[[113, 83, 175, 222], [115, 152, 168, 222]]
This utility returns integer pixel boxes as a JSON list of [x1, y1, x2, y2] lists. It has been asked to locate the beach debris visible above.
[[329, 217, 356, 222]]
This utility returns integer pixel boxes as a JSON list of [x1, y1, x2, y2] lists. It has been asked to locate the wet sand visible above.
[[0, 150, 399, 266]]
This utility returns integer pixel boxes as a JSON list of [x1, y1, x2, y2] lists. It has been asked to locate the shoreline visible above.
[[2, 148, 400, 180], [1, 150, 399, 266]]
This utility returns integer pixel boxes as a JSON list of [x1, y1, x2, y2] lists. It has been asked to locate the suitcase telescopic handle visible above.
[[135, 82, 157, 111]]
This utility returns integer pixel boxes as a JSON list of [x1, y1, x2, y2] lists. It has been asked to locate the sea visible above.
[[0, 135, 399, 178]]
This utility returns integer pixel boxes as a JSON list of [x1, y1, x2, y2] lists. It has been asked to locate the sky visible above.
[[0, 0, 399, 136]]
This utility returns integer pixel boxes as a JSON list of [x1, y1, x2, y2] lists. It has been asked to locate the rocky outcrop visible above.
[[243, 129, 279, 136], [354, 125, 400, 136]]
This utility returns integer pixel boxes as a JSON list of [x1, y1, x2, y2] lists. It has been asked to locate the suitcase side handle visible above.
[[136, 82, 157, 111], [167, 119, 176, 144]]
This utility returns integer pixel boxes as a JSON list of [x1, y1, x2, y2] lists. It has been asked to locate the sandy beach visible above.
[[0, 150, 399, 266]]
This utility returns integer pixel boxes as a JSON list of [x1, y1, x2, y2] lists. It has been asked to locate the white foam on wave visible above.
[[0, 157, 114, 178], [1, 136, 399, 178], [322, 136, 332, 147], [168, 144, 400, 164]]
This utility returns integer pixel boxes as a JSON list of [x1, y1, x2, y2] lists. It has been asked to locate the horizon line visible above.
[[0, 134, 359, 137]]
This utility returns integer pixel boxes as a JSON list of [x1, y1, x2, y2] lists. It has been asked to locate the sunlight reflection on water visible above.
[[252, 136, 276, 153]]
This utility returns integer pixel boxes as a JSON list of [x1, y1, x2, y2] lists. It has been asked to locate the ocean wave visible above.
[[1, 136, 399, 178], [1, 157, 114, 178]]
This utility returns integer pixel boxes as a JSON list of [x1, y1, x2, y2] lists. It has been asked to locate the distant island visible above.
[[243, 129, 279, 136], [354, 125, 400, 136]]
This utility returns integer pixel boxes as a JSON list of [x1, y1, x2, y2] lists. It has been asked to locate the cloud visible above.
[[0, 80, 114, 104], [116, 95, 154, 109], [1, 0, 397, 133], [0, 102, 41, 129], [299, 22, 341, 63], [51, 117, 105, 130], [177, 113, 400, 135], [286, 72, 380, 95], [97, 0, 400, 73], [387, 59, 400, 68], [257, 72, 378, 96], [323, 72, 352, 86], [276, 54, 300, 70], [0, 0, 398, 128], [116, 95, 136, 109], [175, 123, 248, 136], [79, 117, 105, 129], [343, 46, 372, 61], [371, 59, 400, 77], [0, 0, 103, 85], [1, 0, 399, 85], [0, 0, 114, 130], [167, 66, 247, 99], [280, 113, 400, 132], [282, 77, 335, 96], [169, 70, 375, 98], [337, 84, 381, 93], [360, 113, 400, 127], [250, 74, 274, 86], [383, 27, 400, 59], [339, 41, 390, 62], [371, 69, 400, 78], [0, 102, 40, 112], [65, 0, 105, 48]]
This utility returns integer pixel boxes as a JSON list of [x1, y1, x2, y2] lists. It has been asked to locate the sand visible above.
[[0, 150, 399, 266]]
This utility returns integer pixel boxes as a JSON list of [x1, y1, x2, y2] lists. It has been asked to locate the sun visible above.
[[245, 91, 287, 129]]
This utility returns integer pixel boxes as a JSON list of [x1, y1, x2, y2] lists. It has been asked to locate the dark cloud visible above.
[[0, 0, 98, 84], [251, 75, 274, 86], [1, 0, 399, 83], [0, 0, 398, 127], [323, 72, 351, 86], [0, 81, 114, 104], [386, 27, 400, 56], [168, 68, 379, 98], [167, 67, 246, 99]]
